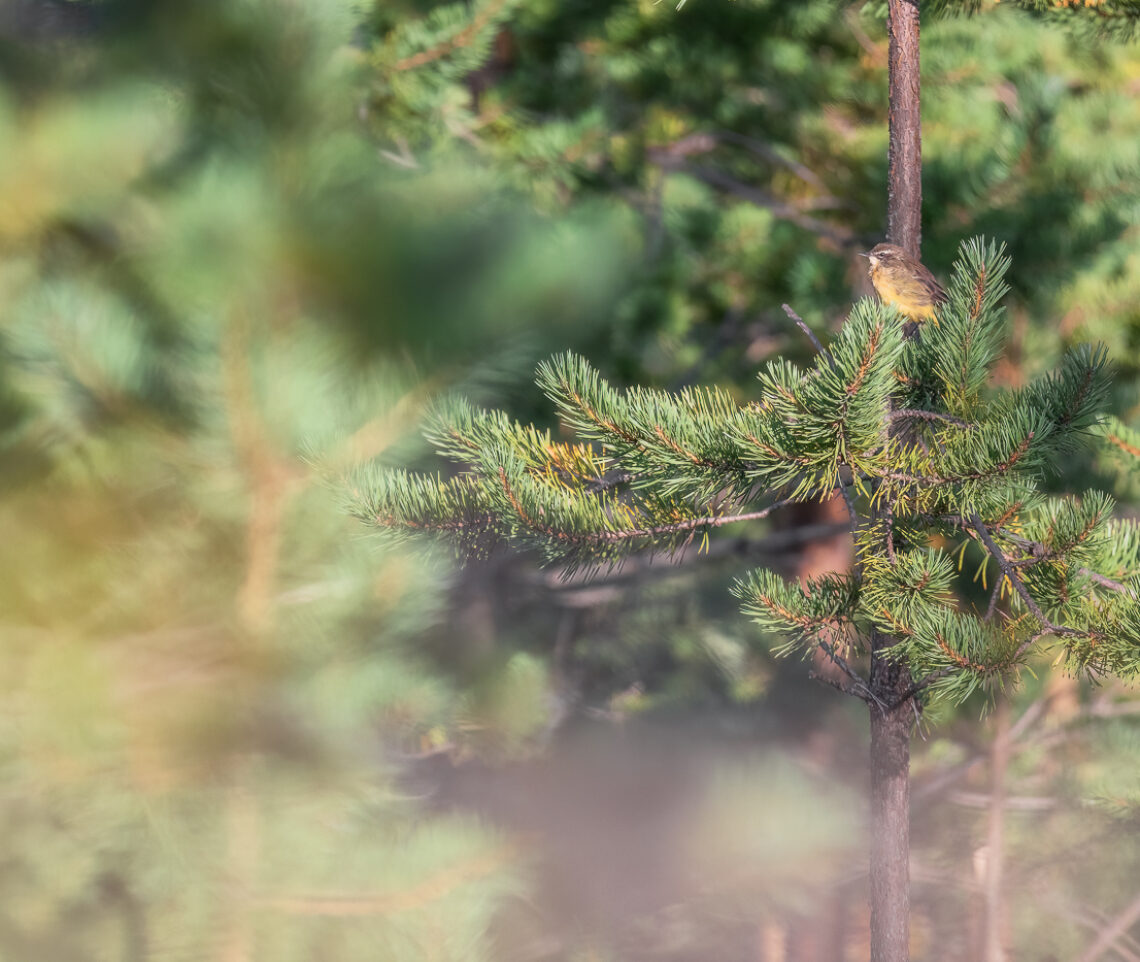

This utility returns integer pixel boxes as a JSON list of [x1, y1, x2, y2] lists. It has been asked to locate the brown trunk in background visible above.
[[870, 3, 923, 961]]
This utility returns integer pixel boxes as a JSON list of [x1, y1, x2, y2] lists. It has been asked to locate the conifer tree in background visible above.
[[934, 0, 1140, 39], [363, 0, 1140, 393]]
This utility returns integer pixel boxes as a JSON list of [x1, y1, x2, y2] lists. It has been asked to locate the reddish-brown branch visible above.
[[394, 0, 512, 72], [1106, 432, 1140, 458], [971, 263, 988, 322]]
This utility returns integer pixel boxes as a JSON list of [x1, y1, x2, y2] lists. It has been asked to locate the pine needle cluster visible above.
[[351, 238, 1140, 707]]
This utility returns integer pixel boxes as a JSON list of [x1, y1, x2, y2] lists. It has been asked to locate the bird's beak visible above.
[[857, 252, 870, 258]]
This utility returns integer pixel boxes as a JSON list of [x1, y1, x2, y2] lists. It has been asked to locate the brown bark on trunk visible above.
[[887, 0, 922, 257], [869, 643, 912, 962]]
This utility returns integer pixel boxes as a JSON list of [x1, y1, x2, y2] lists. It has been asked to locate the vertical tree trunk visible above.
[[887, 0, 922, 257], [869, 650, 912, 962], [870, 4, 923, 960]]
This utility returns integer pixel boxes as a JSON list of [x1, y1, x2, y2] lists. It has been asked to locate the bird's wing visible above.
[[919, 266, 948, 305], [894, 264, 947, 308], [890, 269, 945, 309]]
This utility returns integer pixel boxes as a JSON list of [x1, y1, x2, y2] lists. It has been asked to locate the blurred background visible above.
[[2, 0, 1140, 959]]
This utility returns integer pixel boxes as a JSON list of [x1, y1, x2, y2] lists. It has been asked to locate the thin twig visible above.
[[714, 130, 831, 191], [818, 639, 883, 709], [1081, 567, 1136, 596], [889, 667, 956, 708], [378, 137, 419, 169], [884, 499, 898, 564], [1008, 628, 1055, 665], [809, 669, 870, 702], [971, 512, 1063, 632], [646, 130, 835, 192], [584, 471, 635, 494], [818, 638, 863, 685], [990, 530, 1136, 598], [888, 408, 973, 429], [1074, 888, 1140, 962], [837, 478, 859, 528], [984, 575, 1004, 623], [888, 625, 1059, 711], [651, 161, 855, 244], [781, 303, 836, 369]]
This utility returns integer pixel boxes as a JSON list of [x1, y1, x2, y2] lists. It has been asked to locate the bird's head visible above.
[[861, 243, 907, 270]]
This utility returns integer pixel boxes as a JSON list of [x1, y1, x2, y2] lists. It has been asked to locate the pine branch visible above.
[[878, 427, 1035, 488], [537, 353, 756, 502], [734, 569, 861, 658], [494, 467, 805, 545], [920, 238, 1011, 415], [349, 236, 1135, 704], [1103, 418, 1140, 459], [1023, 343, 1110, 457], [971, 512, 1074, 635], [394, 0, 514, 71], [984, 518, 1137, 599], [739, 302, 905, 499]]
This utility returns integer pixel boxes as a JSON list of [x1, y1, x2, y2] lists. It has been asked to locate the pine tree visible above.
[[360, 0, 1140, 954], [351, 236, 1140, 957]]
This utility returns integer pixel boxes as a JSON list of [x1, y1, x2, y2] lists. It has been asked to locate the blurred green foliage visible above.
[[0, 1, 605, 958]]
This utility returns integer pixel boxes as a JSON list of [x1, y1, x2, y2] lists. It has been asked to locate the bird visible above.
[[861, 242, 947, 325]]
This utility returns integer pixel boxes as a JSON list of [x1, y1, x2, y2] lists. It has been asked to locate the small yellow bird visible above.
[[861, 243, 947, 325]]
